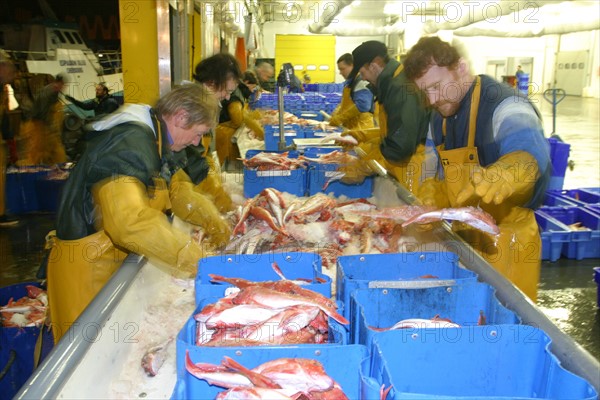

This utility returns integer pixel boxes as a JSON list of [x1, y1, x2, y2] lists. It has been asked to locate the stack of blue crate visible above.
[[335, 251, 598, 399], [242, 150, 308, 197], [536, 188, 600, 260], [169, 245, 599, 399], [172, 252, 369, 399], [263, 124, 305, 151]]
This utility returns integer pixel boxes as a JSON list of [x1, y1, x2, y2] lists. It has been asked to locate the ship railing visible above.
[[95, 49, 122, 75]]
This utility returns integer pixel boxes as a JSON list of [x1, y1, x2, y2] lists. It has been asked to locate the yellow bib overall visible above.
[[439, 77, 541, 301], [47, 121, 171, 343]]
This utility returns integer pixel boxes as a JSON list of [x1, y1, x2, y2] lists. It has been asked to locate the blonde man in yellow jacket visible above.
[[48, 84, 227, 342], [329, 53, 375, 131]]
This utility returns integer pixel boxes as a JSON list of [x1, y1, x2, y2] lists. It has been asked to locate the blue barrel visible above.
[[517, 73, 530, 95], [547, 137, 571, 190]]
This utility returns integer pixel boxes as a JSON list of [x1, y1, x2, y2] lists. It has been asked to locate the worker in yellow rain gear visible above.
[[0, 55, 19, 227], [47, 84, 231, 343], [186, 53, 244, 213], [215, 70, 264, 169], [403, 36, 551, 302], [337, 41, 430, 194], [328, 53, 375, 131], [20, 74, 67, 165]]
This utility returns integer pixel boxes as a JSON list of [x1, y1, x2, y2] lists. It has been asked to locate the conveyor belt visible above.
[[15, 178, 600, 398]]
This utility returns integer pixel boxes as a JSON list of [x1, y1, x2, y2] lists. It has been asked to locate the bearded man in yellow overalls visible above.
[[337, 41, 430, 194], [47, 85, 231, 343], [404, 36, 551, 302]]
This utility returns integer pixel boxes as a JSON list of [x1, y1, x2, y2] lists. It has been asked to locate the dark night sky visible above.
[[1, 0, 120, 49]]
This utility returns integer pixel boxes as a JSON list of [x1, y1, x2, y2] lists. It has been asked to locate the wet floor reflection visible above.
[[535, 94, 599, 190], [538, 258, 600, 361], [0, 213, 54, 287]]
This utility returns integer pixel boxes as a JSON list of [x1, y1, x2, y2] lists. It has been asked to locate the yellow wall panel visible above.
[[119, 0, 159, 105], [189, 12, 202, 79], [275, 35, 335, 83]]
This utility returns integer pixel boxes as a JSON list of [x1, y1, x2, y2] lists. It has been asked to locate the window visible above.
[[306, 65, 316, 71], [53, 30, 66, 43], [571, 62, 577, 69], [318, 65, 329, 71], [578, 62, 584, 69], [63, 31, 76, 44], [72, 32, 84, 44], [293, 64, 303, 70]]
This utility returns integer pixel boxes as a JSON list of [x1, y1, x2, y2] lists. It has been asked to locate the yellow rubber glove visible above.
[[226, 101, 244, 127], [194, 155, 234, 213], [169, 169, 232, 248], [338, 159, 374, 184], [417, 178, 450, 208], [456, 151, 540, 206], [243, 111, 264, 140], [92, 176, 212, 278], [342, 127, 380, 144], [329, 104, 361, 127], [248, 109, 262, 120]]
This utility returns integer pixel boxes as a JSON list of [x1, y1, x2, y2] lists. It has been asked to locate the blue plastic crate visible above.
[[35, 178, 67, 212], [304, 147, 374, 198], [0, 282, 54, 399], [195, 252, 331, 305], [586, 204, 600, 216], [243, 150, 307, 198], [336, 252, 478, 319], [542, 191, 579, 207], [541, 207, 600, 259], [534, 210, 572, 262], [176, 300, 349, 374], [264, 124, 304, 151], [5, 169, 49, 214], [366, 326, 597, 399], [548, 189, 600, 207], [547, 137, 571, 190], [173, 344, 371, 399], [351, 282, 520, 346], [594, 267, 600, 309]]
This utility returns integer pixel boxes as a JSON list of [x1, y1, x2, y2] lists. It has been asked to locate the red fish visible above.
[[401, 206, 500, 235]]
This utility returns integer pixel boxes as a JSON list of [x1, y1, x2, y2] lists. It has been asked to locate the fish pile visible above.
[[226, 188, 500, 269], [185, 352, 350, 399], [194, 276, 348, 347], [0, 285, 48, 327], [242, 152, 307, 171]]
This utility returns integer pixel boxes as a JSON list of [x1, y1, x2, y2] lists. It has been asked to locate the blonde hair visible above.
[[155, 84, 218, 129]]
